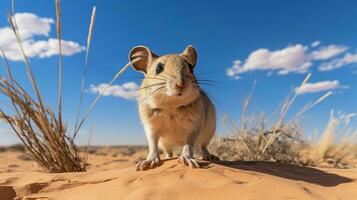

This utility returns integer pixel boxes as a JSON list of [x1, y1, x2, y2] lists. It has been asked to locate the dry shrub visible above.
[[0, 0, 96, 173], [8, 144, 25, 151], [0, 146, 6, 152], [209, 122, 304, 164], [209, 74, 357, 168], [0, 0, 132, 173], [299, 112, 357, 168]]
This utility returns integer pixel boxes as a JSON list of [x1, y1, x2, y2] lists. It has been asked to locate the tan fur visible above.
[[129, 45, 218, 170]]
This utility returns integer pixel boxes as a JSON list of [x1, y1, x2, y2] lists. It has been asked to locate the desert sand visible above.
[[0, 147, 356, 200]]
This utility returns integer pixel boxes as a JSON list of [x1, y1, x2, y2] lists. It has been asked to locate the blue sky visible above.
[[0, 0, 356, 145]]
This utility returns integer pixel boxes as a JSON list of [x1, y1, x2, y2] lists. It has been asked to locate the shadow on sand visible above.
[[201, 160, 353, 187]]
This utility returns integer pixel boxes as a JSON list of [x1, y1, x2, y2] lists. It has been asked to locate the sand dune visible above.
[[0, 148, 357, 200]]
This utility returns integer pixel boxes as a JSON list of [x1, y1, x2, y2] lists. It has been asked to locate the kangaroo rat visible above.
[[129, 45, 218, 171]]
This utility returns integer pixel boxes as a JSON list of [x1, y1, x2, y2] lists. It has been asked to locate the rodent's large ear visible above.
[[129, 46, 158, 74], [181, 45, 197, 67]]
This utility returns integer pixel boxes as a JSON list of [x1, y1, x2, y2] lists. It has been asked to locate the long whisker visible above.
[[143, 76, 167, 81], [194, 78, 228, 90], [195, 79, 221, 84], [138, 86, 165, 105], [193, 80, 218, 87], [123, 76, 168, 82], [121, 76, 166, 81], [139, 82, 166, 91], [192, 82, 216, 87]]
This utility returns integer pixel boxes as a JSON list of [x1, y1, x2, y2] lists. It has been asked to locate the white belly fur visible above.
[[139, 94, 216, 149]]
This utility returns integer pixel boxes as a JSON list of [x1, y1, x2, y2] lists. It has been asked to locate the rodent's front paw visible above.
[[177, 155, 200, 168], [136, 157, 160, 171]]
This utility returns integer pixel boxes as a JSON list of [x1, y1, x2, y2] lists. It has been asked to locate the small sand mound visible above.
[[0, 159, 356, 200]]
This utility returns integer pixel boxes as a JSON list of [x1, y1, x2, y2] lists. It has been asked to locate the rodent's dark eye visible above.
[[156, 63, 164, 75]]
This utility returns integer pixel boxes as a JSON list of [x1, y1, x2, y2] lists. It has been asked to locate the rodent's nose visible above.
[[176, 78, 186, 89]]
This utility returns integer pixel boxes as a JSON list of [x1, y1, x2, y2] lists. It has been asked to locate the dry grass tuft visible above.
[[0, 75, 85, 172], [209, 74, 357, 168], [0, 0, 133, 173], [209, 113, 305, 165], [0, 0, 97, 173], [299, 112, 357, 168]]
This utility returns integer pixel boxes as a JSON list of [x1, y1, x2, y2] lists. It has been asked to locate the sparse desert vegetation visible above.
[[210, 109, 357, 168], [0, 0, 137, 173], [0, 0, 93, 173], [209, 75, 357, 168]]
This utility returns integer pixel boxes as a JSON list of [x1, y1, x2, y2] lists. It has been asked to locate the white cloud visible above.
[[227, 44, 312, 78], [311, 45, 348, 60], [89, 82, 139, 100], [0, 12, 84, 61], [318, 53, 357, 71], [295, 80, 347, 94], [227, 42, 355, 79], [311, 41, 321, 48]]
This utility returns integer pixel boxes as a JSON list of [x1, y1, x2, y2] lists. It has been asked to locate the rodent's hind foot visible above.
[[177, 155, 200, 168], [202, 154, 220, 161], [201, 146, 220, 161], [136, 157, 160, 171]]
